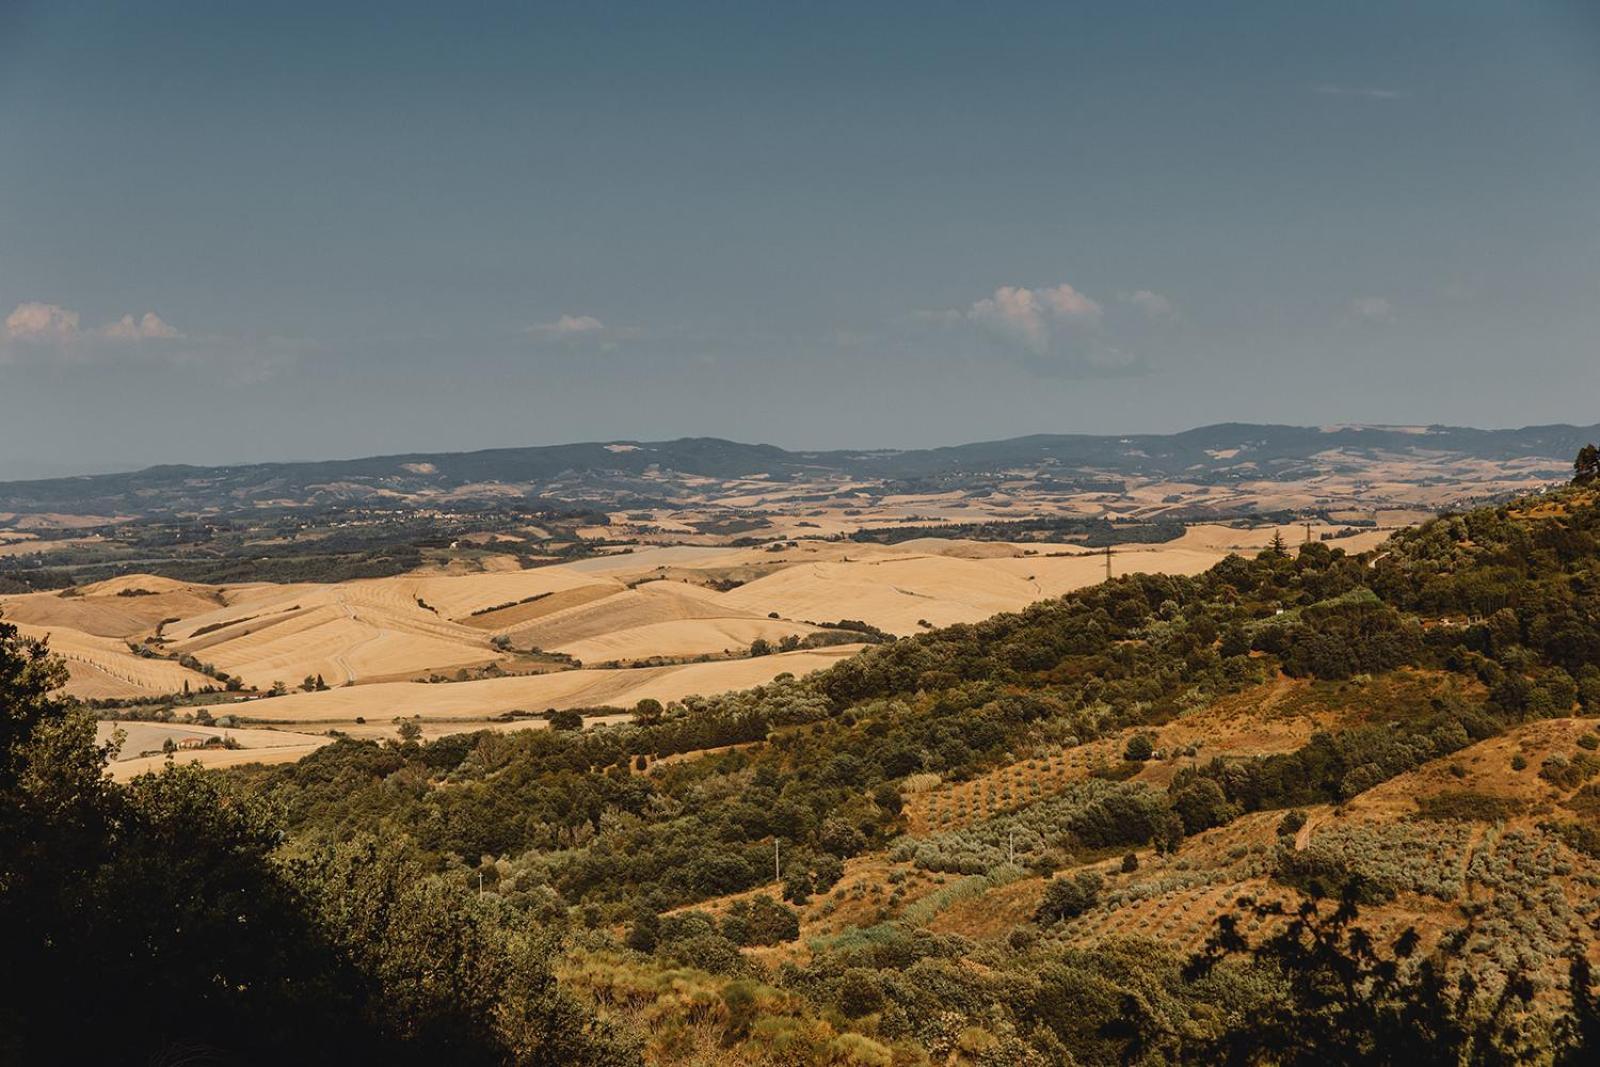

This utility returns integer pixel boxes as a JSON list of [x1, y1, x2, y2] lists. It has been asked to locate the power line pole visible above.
[[1303, 522, 1313, 545], [1104, 544, 1113, 582]]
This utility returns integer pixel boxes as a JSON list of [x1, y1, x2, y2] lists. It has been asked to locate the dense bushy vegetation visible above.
[[1272, 821, 1471, 903], [11, 480, 1600, 1061], [0, 504, 611, 590], [893, 779, 1172, 874], [850, 514, 1184, 547]]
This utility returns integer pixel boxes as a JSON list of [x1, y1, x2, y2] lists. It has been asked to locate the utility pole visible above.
[[1303, 522, 1313, 545], [1104, 544, 1113, 582]]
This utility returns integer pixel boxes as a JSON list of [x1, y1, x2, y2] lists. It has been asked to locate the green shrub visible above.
[[1414, 790, 1523, 822], [1123, 734, 1155, 762], [722, 895, 800, 946], [1539, 752, 1600, 790], [1036, 872, 1103, 923]]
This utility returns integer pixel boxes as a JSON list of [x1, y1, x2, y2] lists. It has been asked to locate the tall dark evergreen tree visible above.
[[1574, 443, 1599, 485]]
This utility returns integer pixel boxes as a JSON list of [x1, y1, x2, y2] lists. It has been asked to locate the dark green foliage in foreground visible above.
[[1183, 896, 1551, 1065], [0, 621, 634, 1066]]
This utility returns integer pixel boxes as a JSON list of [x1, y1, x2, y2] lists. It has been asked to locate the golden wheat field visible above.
[[230, 645, 861, 724], [96, 720, 333, 780], [0, 521, 1405, 777], [0, 523, 1363, 702], [9, 620, 216, 700]]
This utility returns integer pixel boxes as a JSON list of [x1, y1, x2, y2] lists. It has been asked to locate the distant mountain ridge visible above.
[[1, 422, 1592, 517]]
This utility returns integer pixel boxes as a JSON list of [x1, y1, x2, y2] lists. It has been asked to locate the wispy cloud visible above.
[[527, 313, 606, 338], [525, 313, 640, 350], [1348, 296, 1396, 322], [1122, 289, 1176, 319], [1313, 83, 1404, 101]]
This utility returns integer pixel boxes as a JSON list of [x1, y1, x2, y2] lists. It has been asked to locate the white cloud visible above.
[[101, 311, 182, 340], [525, 313, 641, 350], [1123, 289, 1175, 319], [1314, 84, 1404, 101], [1348, 296, 1395, 322], [965, 283, 1102, 355], [0, 301, 277, 379], [1038, 283, 1102, 320], [528, 313, 607, 338], [968, 287, 1049, 352], [5, 302, 81, 342], [916, 282, 1143, 378], [4, 302, 185, 350]]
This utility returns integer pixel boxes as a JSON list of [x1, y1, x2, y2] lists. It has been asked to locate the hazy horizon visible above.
[[6, 415, 1600, 484], [4, 2, 1598, 480]]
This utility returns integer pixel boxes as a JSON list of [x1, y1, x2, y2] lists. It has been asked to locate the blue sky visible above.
[[2, 1, 1597, 477]]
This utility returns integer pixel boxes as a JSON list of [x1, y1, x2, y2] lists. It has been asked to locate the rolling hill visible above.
[[10, 471, 1600, 1064], [0, 422, 1590, 518], [202, 479, 1600, 1063]]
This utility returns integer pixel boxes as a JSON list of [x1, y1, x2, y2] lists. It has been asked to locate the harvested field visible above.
[[0, 580, 222, 637], [11, 621, 214, 700], [554, 617, 819, 664], [224, 646, 860, 723], [96, 720, 334, 780], [109, 743, 332, 780], [455, 583, 619, 629], [2, 522, 1390, 701]]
